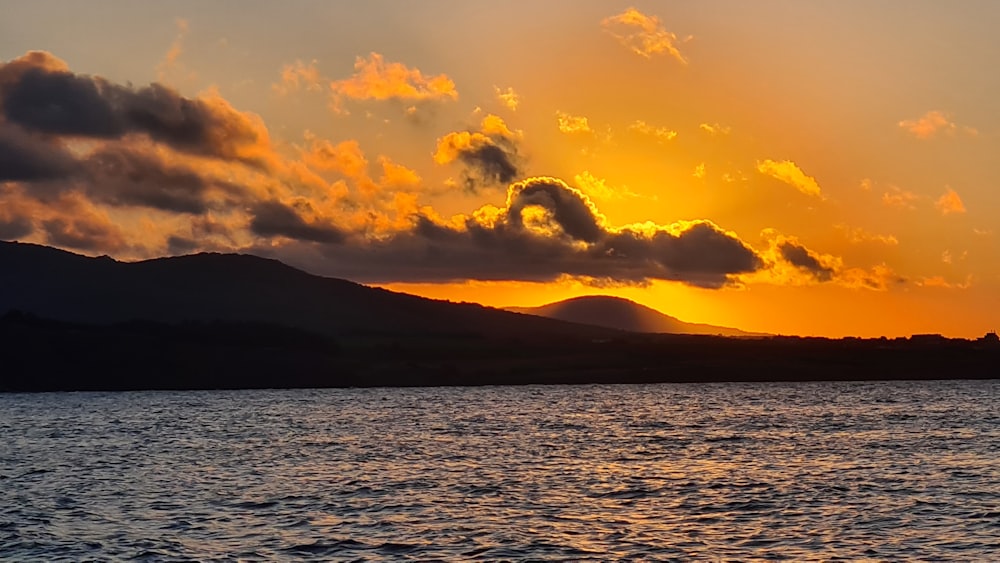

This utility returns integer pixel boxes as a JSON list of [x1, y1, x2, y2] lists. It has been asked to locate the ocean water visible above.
[[1, 381, 997, 561]]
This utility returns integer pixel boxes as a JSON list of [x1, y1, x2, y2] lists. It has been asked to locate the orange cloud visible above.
[[378, 156, 421, 190], [935, 187, 966, 215], [494, 85, 519, 111], [573, 171, 642, 201], [601, 7, 689, 64], [756, 159, 823, 197], [916, 275, 973, 289], [273, 59, 323, 95], [629, 120, 677, 143], [881, 186, 920, 209], [834, 224, 899, 246], [156, 19, 192, 83], [897, 110, 977, 139], [329, 52, 458, 113], [699, 122, 731, 136], [555, 111, 592, 134], [300, 134, 369, 179]]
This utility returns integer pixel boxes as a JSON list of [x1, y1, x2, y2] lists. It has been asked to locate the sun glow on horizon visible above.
[[1, 2, 998, 337]]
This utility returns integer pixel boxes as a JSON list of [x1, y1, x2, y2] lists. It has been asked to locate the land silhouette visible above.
[[1, 241, 997, 391], [507, 295, 760, 336]]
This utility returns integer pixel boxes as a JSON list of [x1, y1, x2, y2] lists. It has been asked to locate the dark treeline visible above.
[[1, 311, 997, 392]]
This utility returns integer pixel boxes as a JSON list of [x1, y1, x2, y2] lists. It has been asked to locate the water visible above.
[[1, 381, 997, 561]]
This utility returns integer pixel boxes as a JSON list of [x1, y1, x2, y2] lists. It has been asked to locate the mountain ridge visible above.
[[0, 241, 616, 339], [507, 295, 759, 336]]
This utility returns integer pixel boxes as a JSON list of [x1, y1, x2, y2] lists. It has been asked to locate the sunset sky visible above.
[[2, 1, 998, 337]]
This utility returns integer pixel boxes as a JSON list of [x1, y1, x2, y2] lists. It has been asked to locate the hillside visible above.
[[0, 241, 612, 340], [508, 295, 756, 336]]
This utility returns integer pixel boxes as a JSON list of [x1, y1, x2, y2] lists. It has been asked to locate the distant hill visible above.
[[0, 241, 613, 340], [507, 295, 758, 336]]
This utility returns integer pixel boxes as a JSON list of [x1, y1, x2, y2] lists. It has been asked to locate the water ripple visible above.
[[0, 380, 997, 560]]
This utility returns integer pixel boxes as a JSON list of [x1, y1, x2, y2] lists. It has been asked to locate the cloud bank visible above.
[[1, 50, 886, 292]]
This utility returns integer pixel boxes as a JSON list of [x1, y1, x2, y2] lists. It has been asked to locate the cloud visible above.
[[329, 52, 457, 113], [39, 192, 127, 252], [778, 241, 835, 281], [746, 229, 901, 290], [699, 122, 731, 136], [756, 159, 823, 197], [834, 224, 899, 246], [494, 86, 519, 111], [916, 275, 973, 289], [156, 18, 192, 83], [629, 120, 677, 143], [433, 114, 521, 191], [837, 264, 906, 291], [601, 7, 689, 64], [378, 156, 421, 190], [692, 163, 706, 179], [0, 124, 80, 181], [81, 145, 243, 214], [0, 52, 274, 166], [300, 134, 369, 178], [273, 59, 323, 96], [262, 176, 762, 288], [898, 110, 978, 139], [249, 200, 346, 244], [2, 51, 895, 294], [573, 171, 642, 201], [555, 111, 592, 134], [881, 186, 920, 209], [898, 110, 951, 139], [935, 187, 966, 215]]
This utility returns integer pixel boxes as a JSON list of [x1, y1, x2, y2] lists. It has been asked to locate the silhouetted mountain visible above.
[[507, 295, 758, 336], [0, 241, 612, 339]]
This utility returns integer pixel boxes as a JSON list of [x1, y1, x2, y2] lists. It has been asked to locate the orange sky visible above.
[[1, 2, 998, 337]]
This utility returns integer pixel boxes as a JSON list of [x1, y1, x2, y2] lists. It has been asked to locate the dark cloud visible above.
[[0, 125, 79, 181], [0, 215, 33, 240], [434, 118, 522, 192], [249, 201, 346, 244], [0, 52, 269, 165], [779, 241, 834, 281], [262, 177, 762, 288], [83, 147, 242, 214], [167, 235, 199, 254], [457, 143, 520, 191], [41, 216, 123, 252], [507, 178, 603, 242]]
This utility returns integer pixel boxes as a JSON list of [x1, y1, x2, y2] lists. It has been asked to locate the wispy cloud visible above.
[[273, 59, 323, 96], [573, 171, 643, 201], [756, 159, 822, 198], [834, 224, 899, 246], [628, 120, 677, 143], [699, 122, 731, 136], [602, 7, 690, 64], [555, 111, 592, 134], [935, 187, 966, 215], [898, 110, 978, 139], [494, 85, 519, 111], [156, 18, 193, 83], [328, 52, 458, 114], [881, 186, 920, 210]]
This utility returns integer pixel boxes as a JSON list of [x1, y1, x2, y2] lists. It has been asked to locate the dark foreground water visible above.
[[1, 381, 997, 561]]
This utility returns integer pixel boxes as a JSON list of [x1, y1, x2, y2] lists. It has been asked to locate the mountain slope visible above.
[[508, 295, 756, 336], [0, 241, 612, 339]]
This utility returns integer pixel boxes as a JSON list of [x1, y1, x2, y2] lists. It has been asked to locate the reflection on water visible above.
[[1, 380, 997, 560]]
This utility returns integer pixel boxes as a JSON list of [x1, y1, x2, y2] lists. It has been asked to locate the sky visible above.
[[1, 0, 998, 338]]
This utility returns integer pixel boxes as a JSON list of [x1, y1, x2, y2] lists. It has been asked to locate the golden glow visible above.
[[3, 3, 999, 338]]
